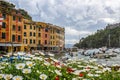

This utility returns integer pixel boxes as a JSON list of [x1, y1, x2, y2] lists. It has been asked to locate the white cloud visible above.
[[65, 39, 79, 44], [100, 18, 117, 24], [7, 0, 120, 45], [8, 0, 120, 25], [65, 27, 92, 36], [65, 27, 93, 44]]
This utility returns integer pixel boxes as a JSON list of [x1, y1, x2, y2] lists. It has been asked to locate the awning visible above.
[[0, 43, 22, 46], [28, 45, 37, 47], [49, 46, 57, 47]]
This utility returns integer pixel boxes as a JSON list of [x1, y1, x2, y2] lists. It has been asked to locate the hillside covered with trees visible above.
[[74, 23, 120, 48], [0, 1, 32, 20]]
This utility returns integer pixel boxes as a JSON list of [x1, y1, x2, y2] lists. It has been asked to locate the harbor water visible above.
[[65, 52, 120, 66]]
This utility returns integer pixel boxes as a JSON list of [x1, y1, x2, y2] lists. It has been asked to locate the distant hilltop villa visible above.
[[106, 22, 120, 29]]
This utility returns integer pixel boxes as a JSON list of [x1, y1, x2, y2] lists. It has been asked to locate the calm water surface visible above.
[[65, 53, 120, 66]]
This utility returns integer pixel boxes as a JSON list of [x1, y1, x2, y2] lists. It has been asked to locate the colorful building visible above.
[[36, 22, 50, 51], [10, 9, 23, 52], [0, 0, 65, 53], [0, 1, 23, 52], [48, 24, 65, 51], [0, 13, 11, 52]]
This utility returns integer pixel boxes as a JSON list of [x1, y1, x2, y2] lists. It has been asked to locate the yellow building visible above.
[[55, 26, 65, 51], [10, 9, 23, 52], [22, 19, 37, 51], [0, 0, 65, 53], [49, 24, 57, 51], [48, 24, 65, 51]]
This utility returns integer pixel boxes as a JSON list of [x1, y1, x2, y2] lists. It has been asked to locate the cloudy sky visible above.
[[7, 0, 120, 46]]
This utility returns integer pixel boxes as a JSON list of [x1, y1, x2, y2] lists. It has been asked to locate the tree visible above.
[[19, 9, 32, 20], [74, 24, 120, 48]]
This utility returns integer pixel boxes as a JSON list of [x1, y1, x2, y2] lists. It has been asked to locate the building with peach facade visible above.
[[0, 0, 65, 53], [10, 9, 23, 52], [36, 22, 50, 51], [0, 1, 23, 52]]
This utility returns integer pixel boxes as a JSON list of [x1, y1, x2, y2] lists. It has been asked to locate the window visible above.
[[24, 32, 26, 36], [30, 39, 32, 44], [50, 30, 52, 33], [2, 22, 6, 28], [38, 33, 41, 37], [18, 26, 21, 31], [23, 39, 25, 44], [30, 25, 32, 29], [50, 36, 52, 39], [18, 35, 21, 42], [39, 28, 41, 31], [16, 11, 18, 14], [12, 25, 15, 30], [18, 17, 21, 22], [57, 30, 60, 34], [34, 26, 36, 30], [38, 40, 41, 44], [2, 33, 6, 39], [33, 32, 36, 37], [45, 28, 48, 32], [23, 39, 27, 44], [13, 16, 16, 21], [33, 40, 35, 44], [12, 35, 15, 42], [50, 41, 52, 45], [53, 41, 55, 45], [2, 14, 6, 19], [45, 34, 47, 38], [45, 40, 47, 44], [26, 39, 28, 44], [24, 25, 26, 29], [30, 32, 32, 36]]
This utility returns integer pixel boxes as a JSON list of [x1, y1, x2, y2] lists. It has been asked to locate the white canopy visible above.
[[0, 43, 22, 46]]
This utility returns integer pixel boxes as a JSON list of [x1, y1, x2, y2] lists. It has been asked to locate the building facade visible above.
[[0, 0, 65, 53], [0, 1, 23, 52], [49, 24, 65, 51], [36, 22, 50, 51], [0, 13, 11, 52], [10, 9, 23, 52], [22, 19, 37, 52]]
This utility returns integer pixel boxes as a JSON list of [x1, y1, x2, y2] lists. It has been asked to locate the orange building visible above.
[[0, 0, 65, 53], [0, 13, 11, 52], [36, 22, 50, 51], [0, 1, 23, 52], [10, 9, 23, 52]]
